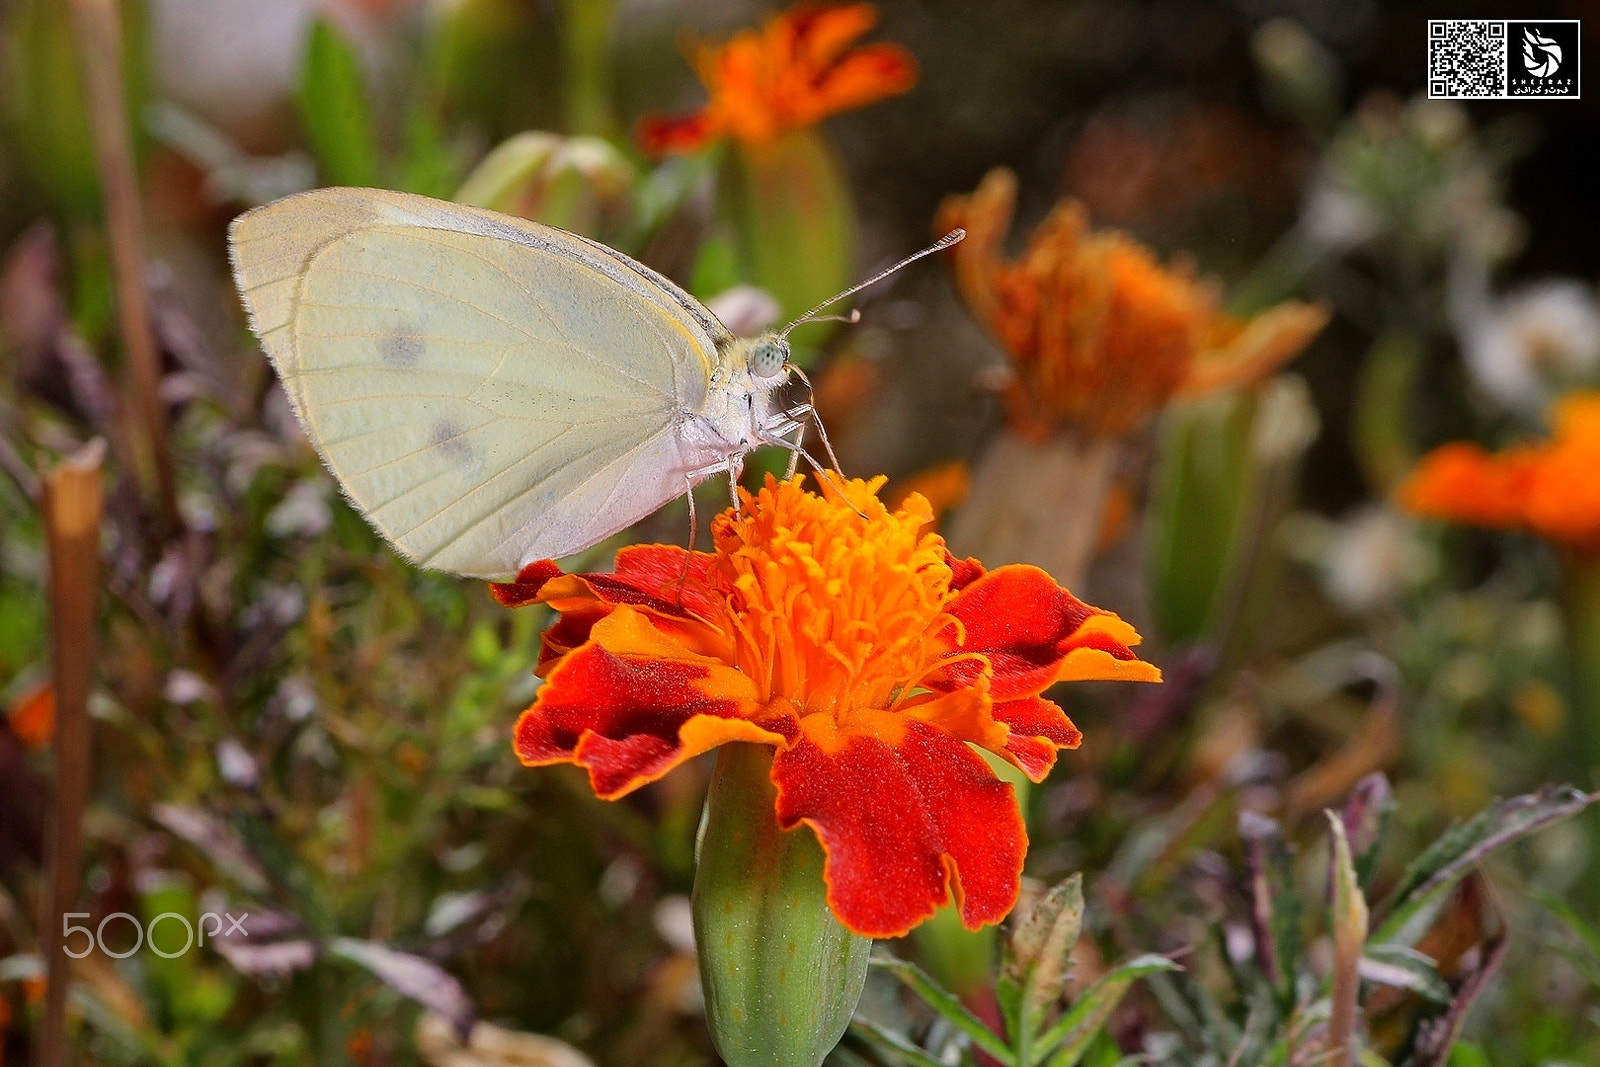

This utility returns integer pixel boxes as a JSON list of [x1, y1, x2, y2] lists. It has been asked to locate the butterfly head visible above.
[[748, 337, 790, 380]]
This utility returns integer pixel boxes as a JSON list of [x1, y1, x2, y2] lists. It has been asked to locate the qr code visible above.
[[1429, 21, 1506, 98]]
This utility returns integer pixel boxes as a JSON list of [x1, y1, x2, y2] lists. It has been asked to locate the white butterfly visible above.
[[230, 187, 958, 578]]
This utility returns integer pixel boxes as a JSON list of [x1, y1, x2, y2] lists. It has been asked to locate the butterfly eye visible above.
[[750, 339, 788, 379]]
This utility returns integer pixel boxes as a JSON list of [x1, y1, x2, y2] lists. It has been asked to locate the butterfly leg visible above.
[[758, 402, 813, 479], [781, 366, 846, 474], [726, 452, 743, 518], [684, 472, 698, 552]]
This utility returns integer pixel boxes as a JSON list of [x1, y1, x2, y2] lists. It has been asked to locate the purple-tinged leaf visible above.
[[329, 938, 474, 1040], [1339, 772, 1393, 890], [212, 937, 315, 977], [1359, 944, 1449, 1003], [1325, 812, 1367, 1065], [1374, 785, 1593, 946], [1240, 810, 1298, 1006], [1000, 872, 1085, 1054], [151, 802, 270, 893]]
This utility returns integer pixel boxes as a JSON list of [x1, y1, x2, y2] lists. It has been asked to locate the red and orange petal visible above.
[[1525, 443, 1600, 549], [638, 2, 916, 155], [934, 564, 1160, 700], [1400, 392, 1600, 553], [513, 608, 789, 798], [772, 718, 1026, 938]]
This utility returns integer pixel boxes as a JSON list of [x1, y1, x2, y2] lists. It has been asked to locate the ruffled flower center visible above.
[[708, 476, 961, 725]]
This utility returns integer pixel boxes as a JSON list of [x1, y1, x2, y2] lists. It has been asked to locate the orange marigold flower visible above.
[[936, 167, 1329, 440], [638, 3, 917, 155], [497, 476, 1159, 938], [1401, 392, 1600, 552], [6, 683, 54, 750]]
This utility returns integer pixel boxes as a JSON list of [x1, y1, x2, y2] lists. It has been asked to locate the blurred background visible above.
[[3, 0, 1600, 1063]]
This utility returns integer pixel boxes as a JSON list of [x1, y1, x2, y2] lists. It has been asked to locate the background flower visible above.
[[637, 3, 916, 155], [1401, 393, 1600, 552], [937, 167, 1328, 441]]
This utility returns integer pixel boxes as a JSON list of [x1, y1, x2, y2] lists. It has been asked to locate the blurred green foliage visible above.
[[2, 1, 1600, 1065]]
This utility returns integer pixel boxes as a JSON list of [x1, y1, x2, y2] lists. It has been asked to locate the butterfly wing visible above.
[[230, 187, 736, 577]]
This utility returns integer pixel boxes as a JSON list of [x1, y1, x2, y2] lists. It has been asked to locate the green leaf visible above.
[[1446, 1041, 1493, 1067], [1033, 955, 1178, 1067], [908, 900, 998, 1005], [558, 0, 615, 136], [872, 952, 1015, 1066], [295, 19, 379, 187], [998, 874, 1084, 1059], [1145, 391, 1259, 645], [396, 105, 460, 198], [1359, 944, 1450, 1004], [1533, 888, 1600, 990], [1373, 785, 1593, 946], [455, 132, 635, 240], [1327, 811, 1368, 1061], [1351, 331, 1421, 493], [845, 1017, 955, 1067], [1147, 378, 1318, 649]]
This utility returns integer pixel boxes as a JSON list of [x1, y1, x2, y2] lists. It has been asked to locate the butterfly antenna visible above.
[[778, 229, 965, 339]]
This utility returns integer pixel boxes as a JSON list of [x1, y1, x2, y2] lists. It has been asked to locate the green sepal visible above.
[[693, 743, 871, 1067]]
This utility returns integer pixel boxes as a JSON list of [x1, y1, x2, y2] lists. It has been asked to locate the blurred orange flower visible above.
[[887, 460, 971, 522], [638, 3, 916, 155], [495, 475, 1158, 937], [1402, 392, 1600, 552], [6, 684, 54, 750], [936, 168, 1329, 440]]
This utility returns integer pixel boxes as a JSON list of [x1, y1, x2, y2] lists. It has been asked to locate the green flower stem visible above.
[[1561, 551, 1600, 907], [1562, 551, 1600, 789], [693, 743, 871, 1067], [725, 128, 855, 358], [559, 0, 614, 136]]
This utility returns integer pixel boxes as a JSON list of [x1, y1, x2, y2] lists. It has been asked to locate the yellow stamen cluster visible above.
[[708, 476, 959, 722]]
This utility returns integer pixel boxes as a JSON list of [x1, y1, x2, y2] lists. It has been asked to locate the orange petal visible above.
[[899, 685, 1008, 753], [990, 695, 1083, 781], [772, 718, 1026, 938], [787, 2, 880, 70], [793, 44, 918, 126], [1399, 442, 1533, 528], [1180, 300, 1330, 396], [938, 564, 1159, 698], [6, 683, 54, 750], [514, 608, 780, 798]]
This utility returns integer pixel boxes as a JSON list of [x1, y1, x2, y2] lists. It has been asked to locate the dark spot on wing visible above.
[[379, 324, 424, 366], [431, 420, 474, 467]]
